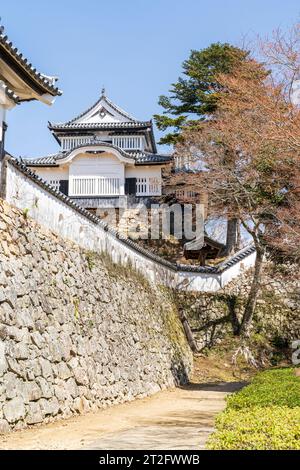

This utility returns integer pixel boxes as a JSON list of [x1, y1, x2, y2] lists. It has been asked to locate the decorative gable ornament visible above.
[[97, 107, 114, 120]]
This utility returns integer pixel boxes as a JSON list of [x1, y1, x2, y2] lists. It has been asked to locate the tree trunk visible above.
[[227, 295, 240, 336], [239, 246, 265, 337], [224, 218, 239, 256], [236, 221, 241, 250]]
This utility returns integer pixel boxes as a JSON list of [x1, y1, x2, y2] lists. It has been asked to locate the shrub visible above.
[[207, 368, 300, 450], [226, 368, 300, 410], [207, 406, 300, 450]]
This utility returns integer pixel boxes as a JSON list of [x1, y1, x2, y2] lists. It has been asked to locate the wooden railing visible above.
[[61, 137, 92, 151], [69, 176, 120, 197], [61, 136, 144, 151], [112, 136, 143, 150], [136, 177, 161, 196], [50, 176, 161, 197]]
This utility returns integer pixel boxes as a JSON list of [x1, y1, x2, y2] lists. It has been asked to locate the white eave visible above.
[[56, 143, 136, 165]]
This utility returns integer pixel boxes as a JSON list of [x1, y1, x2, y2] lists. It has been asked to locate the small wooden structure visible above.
[[184, 235, 225, 266]]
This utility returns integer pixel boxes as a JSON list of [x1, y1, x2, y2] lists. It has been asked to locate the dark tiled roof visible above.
[[48, 92, 157, 153], [6, 155, 256, 276], [48, 121, 152, 131], [24, 144, 173, 166], [130, 151, 173, 164], [177, 245, 256, 273], [184, 235, 225, 252], [0, 25, 62, 97], [24, 153, 64, 166]]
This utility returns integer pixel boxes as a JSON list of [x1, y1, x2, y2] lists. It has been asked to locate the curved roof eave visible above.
[[55, 142, 136, 165], [0, 25, 62, 97]]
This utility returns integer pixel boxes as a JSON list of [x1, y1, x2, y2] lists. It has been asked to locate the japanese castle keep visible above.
[[25, 90, 172, 211]]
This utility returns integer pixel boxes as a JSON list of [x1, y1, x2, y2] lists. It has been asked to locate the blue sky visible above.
[[2, 0, 300, 157]]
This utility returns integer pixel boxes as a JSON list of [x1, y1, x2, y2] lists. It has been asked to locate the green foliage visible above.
[[207, 368, 300, 450], [227, 368, 300, 409], [154, 43, 248, 144], [86, 251, 96, 271], [208, 406, 300, 450], [22, 208, 29, 219], [73, 298, 80, 321], [99, 250, 150, 290]]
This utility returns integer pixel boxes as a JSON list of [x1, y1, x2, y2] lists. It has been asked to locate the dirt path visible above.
[[0, 382, 243, 450]]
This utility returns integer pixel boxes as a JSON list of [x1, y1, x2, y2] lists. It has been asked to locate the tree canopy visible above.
[[154, 43, 249, 145], [175, 35, 300, 338]]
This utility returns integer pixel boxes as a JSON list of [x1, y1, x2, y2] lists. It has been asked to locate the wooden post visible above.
[[179, 309, 198, 352]]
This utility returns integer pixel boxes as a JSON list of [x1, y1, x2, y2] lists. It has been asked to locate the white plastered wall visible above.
[[4, 161, 256, 293], [70, 152, 125, 195], [69, 153, 124, 178], [125, 166, 162, 179]]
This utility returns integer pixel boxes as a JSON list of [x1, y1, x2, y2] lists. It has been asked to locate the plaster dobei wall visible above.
[[0, 199, 192, 433], [4, 161, 256, 293]]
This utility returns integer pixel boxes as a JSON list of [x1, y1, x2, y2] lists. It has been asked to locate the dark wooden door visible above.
[[125, 178, 137, 195]]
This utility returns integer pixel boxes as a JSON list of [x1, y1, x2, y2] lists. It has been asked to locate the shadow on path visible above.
[[180, 381, 247, 393]]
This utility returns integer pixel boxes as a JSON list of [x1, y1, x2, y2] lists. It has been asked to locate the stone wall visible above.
[[176, 263, 300, 351], [0, 199, 192, 433]]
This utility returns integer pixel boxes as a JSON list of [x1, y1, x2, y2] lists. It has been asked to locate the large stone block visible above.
[[39, 358, 53, 379], [57, 362, 72, 380], [0, 419, 10, 434], [22, 382, 42, 403], [73, 367, 89, 386], [39, 397, 59, 417], [15, 310, 34, 329], [26, 402, 43, 425], [3, 397, 26, 423], [36, 377, 53, 399]]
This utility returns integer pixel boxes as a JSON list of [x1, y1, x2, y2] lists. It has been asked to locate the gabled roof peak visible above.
[[48, 89, 158, 154], [59, 91, 140, 127]]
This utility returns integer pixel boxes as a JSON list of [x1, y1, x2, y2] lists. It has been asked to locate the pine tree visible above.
[[154, 43, 248, 145]]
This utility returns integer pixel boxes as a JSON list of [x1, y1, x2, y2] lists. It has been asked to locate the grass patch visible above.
[[207, 368, 300, 450], [99, 250, 149, 287]]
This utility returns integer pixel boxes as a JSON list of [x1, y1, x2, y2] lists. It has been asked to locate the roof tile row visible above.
[[24, 143, 172, 166], [49, 121, 152, 130], [0, 25, 62, 97]]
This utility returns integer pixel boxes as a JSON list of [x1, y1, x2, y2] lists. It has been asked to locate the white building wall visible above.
[[5, 161, 256, 293], [69, 153, 124, 178], [69, 153, 125, 195], [125, 166, 162, 179], [29, 157, 164, 197]]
